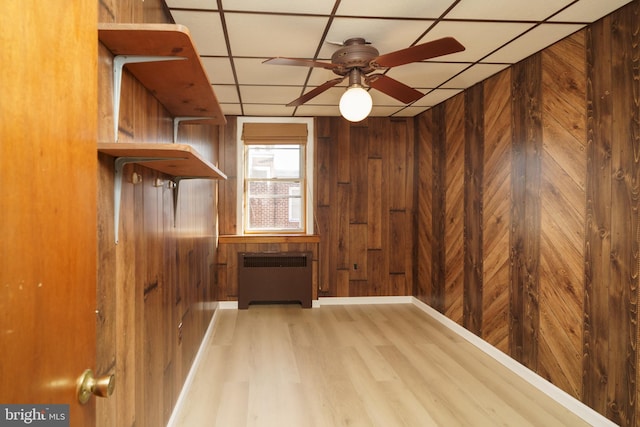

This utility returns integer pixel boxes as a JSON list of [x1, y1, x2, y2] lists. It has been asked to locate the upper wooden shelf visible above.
[[98, 143, 227, 179], [98, 23, 226, 126]]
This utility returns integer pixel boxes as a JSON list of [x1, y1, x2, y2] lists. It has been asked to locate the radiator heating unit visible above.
[[237, 252, 312, 309]]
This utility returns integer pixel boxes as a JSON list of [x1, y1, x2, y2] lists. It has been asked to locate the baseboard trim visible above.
[[410, 297, 616, 427], [318, 296, 413, 305]]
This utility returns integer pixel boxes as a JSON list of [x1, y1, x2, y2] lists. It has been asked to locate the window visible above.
[[238, 118, 313, 234]]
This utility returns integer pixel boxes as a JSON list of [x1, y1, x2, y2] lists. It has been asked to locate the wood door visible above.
[[0, 1, 99, 426]]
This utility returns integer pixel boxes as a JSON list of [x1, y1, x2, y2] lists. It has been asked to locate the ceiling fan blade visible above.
[[263, 57, 338, 70], [287, 77, 345, 107], [373, 37, 465, 68], [366, 74, 424, 104]]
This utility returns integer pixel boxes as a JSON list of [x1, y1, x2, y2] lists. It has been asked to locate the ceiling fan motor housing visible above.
[[331, 38, 380, 75]]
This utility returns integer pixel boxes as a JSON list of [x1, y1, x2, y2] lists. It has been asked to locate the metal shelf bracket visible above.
[[112, 55, 186, 141], [112, 156, 185, 243], [173, 117, 213, 143]]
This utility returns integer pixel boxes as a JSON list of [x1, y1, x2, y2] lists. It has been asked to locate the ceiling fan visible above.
[[264, 36, 465, 121]]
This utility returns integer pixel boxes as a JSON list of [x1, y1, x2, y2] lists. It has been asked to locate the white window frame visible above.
[[236, 117, 314, 235]]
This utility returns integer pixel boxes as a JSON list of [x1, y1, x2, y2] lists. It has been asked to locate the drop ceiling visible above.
[[165, 0, 632, 118]]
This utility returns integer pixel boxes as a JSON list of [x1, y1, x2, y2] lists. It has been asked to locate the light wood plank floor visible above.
[[171, 303, 590, 426]]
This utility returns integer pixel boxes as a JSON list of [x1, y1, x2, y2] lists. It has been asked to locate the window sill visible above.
[[218, 234, 320, 244]]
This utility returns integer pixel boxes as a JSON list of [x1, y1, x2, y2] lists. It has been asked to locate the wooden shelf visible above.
[[98, 143, 226, 244], [219, 235, 320, 244], [98, 23, 226, 141], [98, 143, 227, 179]]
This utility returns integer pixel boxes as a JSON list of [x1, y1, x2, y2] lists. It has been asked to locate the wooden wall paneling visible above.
[[481, 69, 512, 353], [415, 112, 434, 304], [510, 54, 543, 370], [367, 249, 385, 294], [431, 105, 447, 313], [337, 182, 351, 273], [219, 117, 237, 235], [349, 223, 368, 281], [350, 126, 368, 224], [583, 15, 613, 417], [368, 158, 383, 250], [389, 211, 408, 277], [389, 120, 409, 211], [463, 83, 484, 336], [337, 119, 351, 184], [444, 94, 466, 324], [609, 6, 639, 425], [400, 119, 416, 291], [537, 33, 587, 400]]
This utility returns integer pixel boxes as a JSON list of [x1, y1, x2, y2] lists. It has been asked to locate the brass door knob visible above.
[[77, 369, 115, 404]]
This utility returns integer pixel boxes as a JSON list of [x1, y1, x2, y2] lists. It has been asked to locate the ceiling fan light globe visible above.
[[339, 86, 372, 122]]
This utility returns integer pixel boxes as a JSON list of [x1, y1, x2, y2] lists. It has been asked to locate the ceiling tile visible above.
[[370, 91, 411, 107], [412, 88, 463, 107], [225, 13, 328, 58], [299, 87, 343, 106], [392, 105, 430, 117], [384, 62, 470, 89], [221, 0, 336, 14], [170, 10, 227, 56], [201, 57, 235, 84], [240, 86, 304, 105], [166, 0, 217, 10], [336, 0, 455, 19], [441, 63, 509, 89], [236, 58, 309, 85], [549, 0, 633, 22], [307, 68, 347, 87], [220, 104, 243, 116], [295, 105, 341, 117], [321, 17, 436, 58], [211, 84, 239, 103], [243, 104, 297, 116], [421, 21, 535, 62], [370, 105, 407, 117], [445, 0, 574, 21], [485, 23, 585, 63]]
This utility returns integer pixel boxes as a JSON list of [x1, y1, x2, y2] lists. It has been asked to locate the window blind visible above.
[[241, 123, 308, 144]]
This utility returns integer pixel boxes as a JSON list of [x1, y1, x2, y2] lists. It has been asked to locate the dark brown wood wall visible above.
[[96, 1, 220, 426], [218, 116, 416, 298], [415, 3, 640, 425]]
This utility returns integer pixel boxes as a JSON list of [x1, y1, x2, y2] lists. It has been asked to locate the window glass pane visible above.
[[246, 181, 302, 231], [247, 145, 301, 179]]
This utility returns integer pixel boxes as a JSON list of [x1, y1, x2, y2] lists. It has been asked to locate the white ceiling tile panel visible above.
[[441, 63, 510, 89], [336, 0, 454, 19], [211, 85, 239, 103], [485, 23, 585, 63], [421, 21, 535, 62], [235, 58, 309, 85], [225, 13, 329, 58], [221, 0, 336, 14], [242, 104, 297, 116], [445, 0, 575, 21], [413, 88, 463, 107], [239, 86, 305, 104], [201, 57, 235, 84], [321, 18, 436, 58], [170, 10, 227, 56], [385, 62, 471, 89], [549, 0, 633, 22]]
